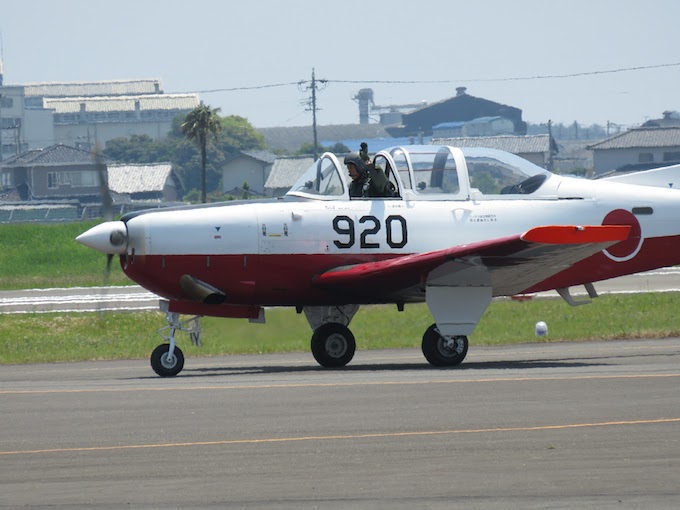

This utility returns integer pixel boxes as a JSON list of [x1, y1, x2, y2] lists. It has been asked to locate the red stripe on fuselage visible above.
[[120, 234, 680, 308], [121, 252, 404, 306]]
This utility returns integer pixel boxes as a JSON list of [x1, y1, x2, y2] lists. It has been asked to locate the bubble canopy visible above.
[[286, 145, 552, 200]]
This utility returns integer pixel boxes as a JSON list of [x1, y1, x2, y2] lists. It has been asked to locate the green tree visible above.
[[104, 134, 173, 163], [103, 112, 265, 202], [181, 105, 223, 203], [296, 141, 349, 156]]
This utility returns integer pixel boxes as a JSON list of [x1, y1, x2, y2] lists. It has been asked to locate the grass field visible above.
[[2, 293, 679, 365], [0, 221, 129, 289]]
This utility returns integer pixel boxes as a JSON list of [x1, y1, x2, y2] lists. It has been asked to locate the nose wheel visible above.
[[150, 344, 185, 377], [311, 323, 356, 368], [421, 323, 468, 367], [150, 311, 201, 377]]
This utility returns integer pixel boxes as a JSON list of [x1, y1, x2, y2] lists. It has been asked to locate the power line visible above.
[[187, 61, 680, 94], [328, 62, 680, 84], [187, 81, 300, 94]]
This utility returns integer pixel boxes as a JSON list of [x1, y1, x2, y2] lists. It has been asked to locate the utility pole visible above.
[[547, 119, 554, 172], [299, 68, 327, 160], [311, 69, 318, 159]]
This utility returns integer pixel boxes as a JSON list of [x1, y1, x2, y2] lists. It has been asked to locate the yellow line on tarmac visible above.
[[1, 418, 678, 457], [1, 373, 680, 395]]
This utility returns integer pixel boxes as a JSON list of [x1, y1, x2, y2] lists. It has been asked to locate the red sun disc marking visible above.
[[602, 209, 641, 258]]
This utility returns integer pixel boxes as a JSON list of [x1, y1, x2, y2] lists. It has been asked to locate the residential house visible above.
[[0, 144, 108, 201], [221, 150, 277, 195], [587, 127, 680, 176], [107, 162, 183, 202], [264, 156, 315, 197]]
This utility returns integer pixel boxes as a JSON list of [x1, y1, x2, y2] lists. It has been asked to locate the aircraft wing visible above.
[[312, 225, 631, 299]]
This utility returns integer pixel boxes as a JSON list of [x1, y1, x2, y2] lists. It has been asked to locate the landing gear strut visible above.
[[150, 312, 201, 377], [421, 323, 468, 367]]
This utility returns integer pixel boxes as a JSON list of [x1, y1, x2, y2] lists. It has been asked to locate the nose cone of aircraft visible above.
[[76, 221, 128, 254]]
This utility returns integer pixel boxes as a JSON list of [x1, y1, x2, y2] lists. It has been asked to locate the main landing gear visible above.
[[421, 324, 468, 367], [303, 305, 469, 369], [147, 306, 470, 377], [311, 323, 356, 368]]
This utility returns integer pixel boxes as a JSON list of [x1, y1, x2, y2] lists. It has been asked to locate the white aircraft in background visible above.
[[77, 145, 680, 376]]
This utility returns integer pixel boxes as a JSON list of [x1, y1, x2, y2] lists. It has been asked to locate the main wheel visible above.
[[150, 344, 185, 377], [311, 323, 356, 368], [421, 324, 468, 367]]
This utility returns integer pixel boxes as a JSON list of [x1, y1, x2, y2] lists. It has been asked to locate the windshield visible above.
[[287, 154, 345, 197], [462, 147, 550, 195]]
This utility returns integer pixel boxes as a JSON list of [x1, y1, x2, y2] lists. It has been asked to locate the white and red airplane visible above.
[[77, 144, 680, 376]]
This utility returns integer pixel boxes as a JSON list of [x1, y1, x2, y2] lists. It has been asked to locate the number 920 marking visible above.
[[332, 215, 407, 249]]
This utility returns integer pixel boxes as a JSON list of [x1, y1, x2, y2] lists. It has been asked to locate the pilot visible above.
[[345, 144, 392, 198]]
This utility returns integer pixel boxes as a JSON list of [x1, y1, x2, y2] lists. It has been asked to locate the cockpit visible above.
[[286, 145, 553, 201]]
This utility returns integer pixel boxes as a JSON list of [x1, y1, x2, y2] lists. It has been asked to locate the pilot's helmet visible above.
[[344, 152, 368, 175]]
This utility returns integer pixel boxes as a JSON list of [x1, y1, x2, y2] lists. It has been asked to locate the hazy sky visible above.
[[2, 0, 679, 128]]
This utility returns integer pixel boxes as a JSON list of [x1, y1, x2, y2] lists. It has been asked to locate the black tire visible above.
[[311, 323, 356, 368], [421, 324, 468, 367], [150, 344, 185, 377]]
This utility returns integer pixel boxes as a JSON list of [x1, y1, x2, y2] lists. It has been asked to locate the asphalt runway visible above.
[[1, 340, 679, 509]]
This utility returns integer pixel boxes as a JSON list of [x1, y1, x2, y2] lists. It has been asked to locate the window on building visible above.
[[47, 172, 58, 189], [639, 153, 654, 163], [1, 118, 21, 129], [663, 152, 680, 162], [58, 172, 72, 186], [25, 97, 43, 108], [70, 171, 98, 187], [1, 172, 11, 187]]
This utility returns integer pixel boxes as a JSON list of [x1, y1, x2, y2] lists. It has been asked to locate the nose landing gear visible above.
[[150, 311, 201, 377]]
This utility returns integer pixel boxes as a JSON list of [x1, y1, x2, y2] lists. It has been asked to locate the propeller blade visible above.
[[91, 142, 113, 221], [105, 254, 114, 282]]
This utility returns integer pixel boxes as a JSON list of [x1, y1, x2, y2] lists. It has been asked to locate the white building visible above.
[[0, 78, 199, 160]]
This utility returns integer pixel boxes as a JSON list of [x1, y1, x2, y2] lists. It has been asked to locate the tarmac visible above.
[[2, 339, 679, 508]]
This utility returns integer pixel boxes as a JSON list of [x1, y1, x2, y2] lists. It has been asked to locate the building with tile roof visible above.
[[264, 156, 315, 196], [587, 127, 680, 175], [0, 145, 182, 205], [107, 162, 183, 202], [430, 134, 558, 169], [0, 144, 108, 201]]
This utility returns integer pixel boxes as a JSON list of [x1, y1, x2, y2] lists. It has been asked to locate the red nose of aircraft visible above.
[[76, 221, 128, 254]]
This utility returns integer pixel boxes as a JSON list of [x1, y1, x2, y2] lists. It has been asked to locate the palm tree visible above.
[[181, 104, 223, 203]]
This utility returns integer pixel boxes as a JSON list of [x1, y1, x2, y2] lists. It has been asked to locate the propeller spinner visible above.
[[76, 221, 128, 255]]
